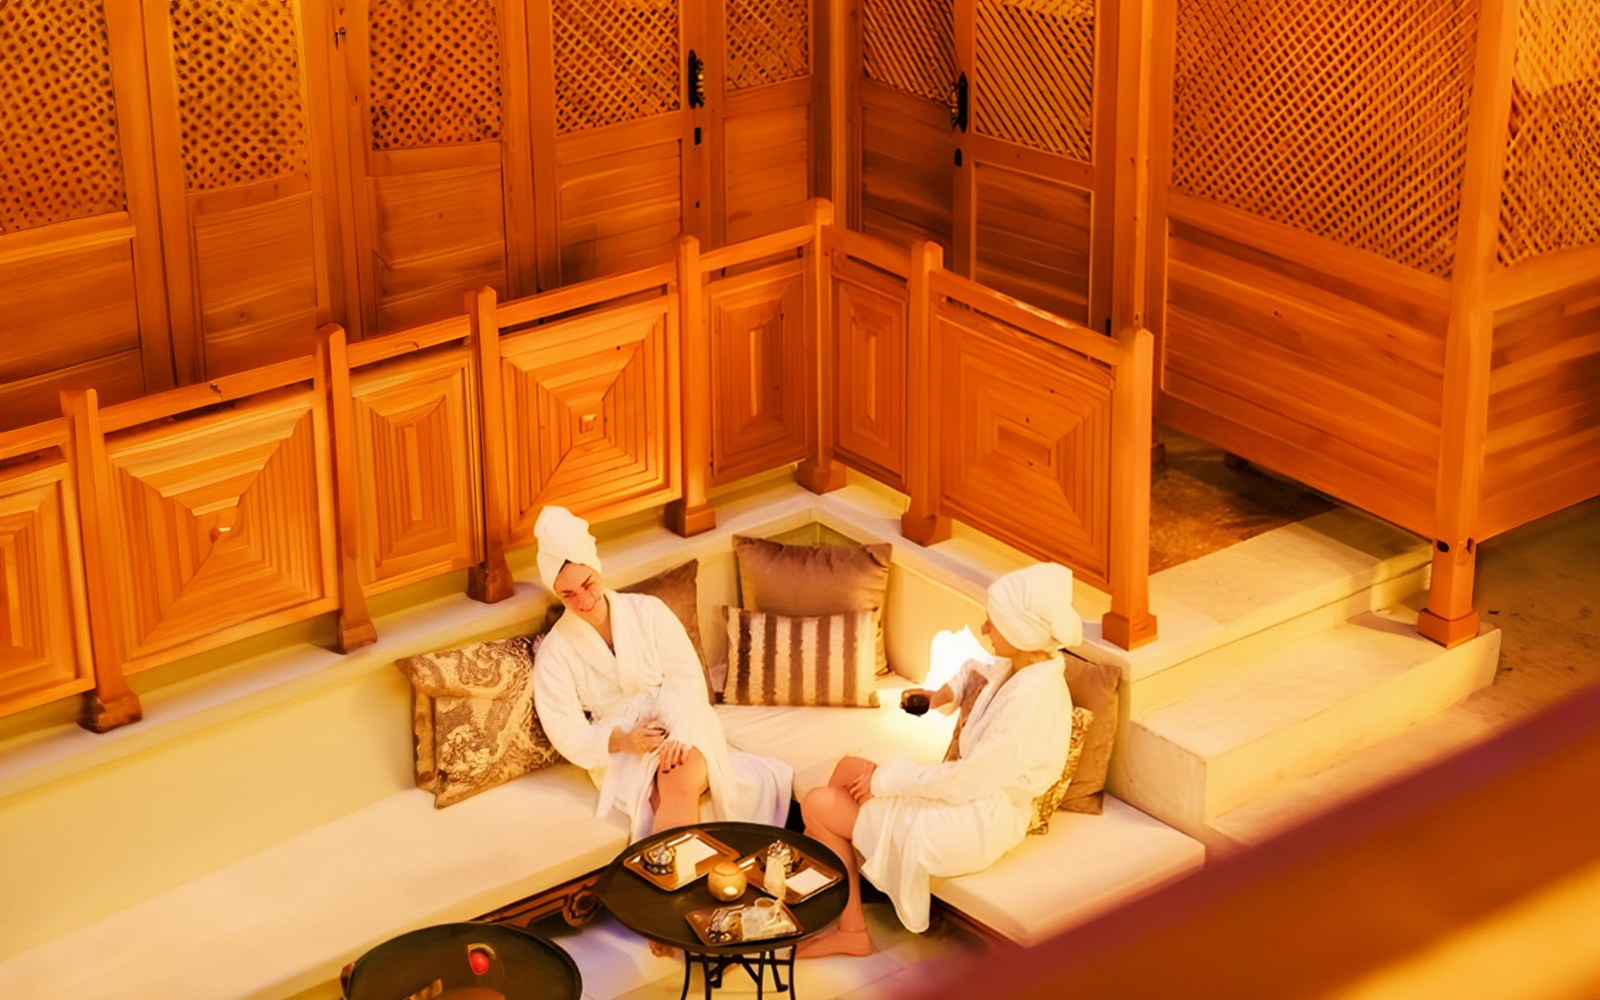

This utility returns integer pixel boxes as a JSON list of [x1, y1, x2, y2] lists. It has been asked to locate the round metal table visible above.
[[341, 921, 581, 1000]]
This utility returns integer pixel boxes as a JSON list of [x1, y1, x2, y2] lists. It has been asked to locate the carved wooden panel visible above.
[[709, 261, 808, 485], [553, 0, 682, 134], [102, 390, 334, 667], [937, 305, 1113, 586], [350, 347, 482, 592], [974, 164, 1091, 323], [859, 97, 955, 255], [0, 446, 94, 713], [500, 301, 679, 538], [725, 0, 810, 91], [722, 104, 811, 244], [368, 0, 504, 150], [192, 194, 321, 376], [973, 0, 1095, 160], [833, 260, 907, 488], [555, 139, 684, 284], [862, 0, 956, 103]]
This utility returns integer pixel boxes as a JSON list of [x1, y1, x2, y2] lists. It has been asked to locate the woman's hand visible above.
[[847, 760, 877, 804], [612, 718, 668, 755], [658, 738, 690, 773]]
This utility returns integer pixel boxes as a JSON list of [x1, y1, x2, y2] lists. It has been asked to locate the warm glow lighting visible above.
[[926, 626, 994, 692]]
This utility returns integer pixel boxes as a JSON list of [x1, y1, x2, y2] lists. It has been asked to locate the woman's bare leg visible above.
[[796, 757, 876, 958], [652, 747, 709, 833]]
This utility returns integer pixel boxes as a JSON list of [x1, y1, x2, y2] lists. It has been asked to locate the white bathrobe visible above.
[[855, 655, 1073, 932], [533, 590, 792, 838]]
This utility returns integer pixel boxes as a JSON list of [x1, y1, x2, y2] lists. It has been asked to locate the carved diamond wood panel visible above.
[[709, 261, 809, 485], [351, 348, 481, 592], [937, 306, 1113, 586], [104, 392, 333, 665], [0, 455, 93, 711], [501, 300, 679, 537], [834, 263, 907, 488]]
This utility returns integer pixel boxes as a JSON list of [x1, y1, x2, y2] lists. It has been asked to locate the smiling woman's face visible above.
[[552, 561, 604, 619]]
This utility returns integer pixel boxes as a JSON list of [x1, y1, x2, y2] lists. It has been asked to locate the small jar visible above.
[[707, 861, 747, 901], [641, 842, 676, 876]]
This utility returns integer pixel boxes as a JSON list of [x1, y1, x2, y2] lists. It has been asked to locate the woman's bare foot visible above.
[[795, 927, 874, 959], [648, 939, 678, 959]]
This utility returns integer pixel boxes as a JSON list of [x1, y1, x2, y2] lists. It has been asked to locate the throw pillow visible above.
[[733, 534, 892, 674], [1028, 706, 1094, 835], [620, 558, 713, 701], [1060, 653, 1121, 814], [396, 634, 562, 808], [722, 607, 881, 707]]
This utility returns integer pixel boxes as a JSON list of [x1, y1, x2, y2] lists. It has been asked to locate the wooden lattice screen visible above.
[[0, 0, 127, 232], [862, 0, 956, 102], [1171, 0, 1478, 277], [973, 0, 1095, 160], [725, 0, 810, 90], [369, 0, 505, 149], [1497, 0, 1600, 266], [170, 0, 310, 191], [552, 0, 681, 134]]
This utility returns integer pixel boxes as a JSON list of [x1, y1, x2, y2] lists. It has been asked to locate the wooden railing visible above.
[[0, 201, 1157, 730]]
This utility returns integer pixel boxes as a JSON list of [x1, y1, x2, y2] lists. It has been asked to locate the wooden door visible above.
[[0, 0, 173, 430], [141, 0, 347, 380], [530, 0, 707, 287], [337, 0, 536, 337]]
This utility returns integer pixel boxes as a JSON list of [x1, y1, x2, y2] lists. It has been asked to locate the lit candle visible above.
[[707, 861, 746, 901]]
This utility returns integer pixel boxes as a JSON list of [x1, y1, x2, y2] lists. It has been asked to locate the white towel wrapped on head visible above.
[[986, 562, 1082, 651], [533, 505, 602, 591]]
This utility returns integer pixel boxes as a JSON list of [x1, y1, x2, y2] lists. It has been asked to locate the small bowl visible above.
[[641, 842, 677, 876]]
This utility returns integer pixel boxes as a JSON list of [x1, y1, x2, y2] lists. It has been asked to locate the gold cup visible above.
[[707, 860, 747, 901]]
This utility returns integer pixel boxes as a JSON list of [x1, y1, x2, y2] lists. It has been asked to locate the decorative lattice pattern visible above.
[[1172, 0, 1478, 277], [1498, 1, 1600, 265], [170, 0, 310, 191], [0, 0, 127, 232], [974, 0, 1095, 160], [862, 0, 956, 103], [725, 0, 810, 90], [553, 0, 681, 134], [369, 0, 504, 149]]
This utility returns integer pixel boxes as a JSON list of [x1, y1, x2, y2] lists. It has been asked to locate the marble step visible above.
[[1112, 607, 1500, 841]]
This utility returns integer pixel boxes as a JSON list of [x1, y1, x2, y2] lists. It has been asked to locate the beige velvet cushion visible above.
[[1061, 653, 1121, 814], [1028, 706, 1094, 835], [723, 608, 881, 707], [397, 635, 562, 807], [733, 535, 892, 674], [621, 558, 712, 700]]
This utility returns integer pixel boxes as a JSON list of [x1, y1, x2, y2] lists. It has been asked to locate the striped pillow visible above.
[[723, 608, 881, 707]]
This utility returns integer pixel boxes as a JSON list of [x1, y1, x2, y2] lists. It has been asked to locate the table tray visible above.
[[623, 831, 741, 891], [684, 901, 802, 947], [737, 844, 843, 906]]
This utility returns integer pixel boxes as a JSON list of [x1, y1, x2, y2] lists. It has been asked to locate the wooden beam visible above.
[[316, 324, 377, 652], [465, 287, 514, 602], [796, 199, 846, 494], [901, 240, 951, 545], [1104, 329, 1158, 650], [667, 235, 716, 535]]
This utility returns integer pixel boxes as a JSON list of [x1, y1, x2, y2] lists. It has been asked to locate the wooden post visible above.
[[666, 235, 717, 535], [465, 286, 514, 602], [316, 324, 377, 652], [1419, 0, 1522, 648], [796, 199, 847, 494], [61, 389, 141, 732], [901, 240, 951, 544], [1103, 328, 1159, 650]]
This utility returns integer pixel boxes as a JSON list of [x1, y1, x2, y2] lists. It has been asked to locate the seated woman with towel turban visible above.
[[796, 562, 1081, 958], [530, 505, 793, 853]]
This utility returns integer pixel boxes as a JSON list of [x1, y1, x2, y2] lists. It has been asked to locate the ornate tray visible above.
[[623, 830, 740, 891], [737, 844, 843, 905], [684, 900, 802, 947]]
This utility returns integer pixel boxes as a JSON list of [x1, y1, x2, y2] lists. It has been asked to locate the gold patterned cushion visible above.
[[396, 634, 562, 808], [1028, 706, 1095, 835], [722, 608, 881, 707], [733, 535, 892, 675]]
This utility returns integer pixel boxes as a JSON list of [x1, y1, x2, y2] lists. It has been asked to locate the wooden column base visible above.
[[901, 511, 952, 546], [794, 458, 846, 494], [1103, 610, 1159, 650], [468, 558, 514, 604], [336, 614, 379, 654], [665, 498, 717, 537], [1417, 607, 1481, 648], [80, 688, 142, 733]]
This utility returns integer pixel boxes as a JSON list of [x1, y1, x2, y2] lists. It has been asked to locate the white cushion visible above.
[[932, 795, 1206, 947], [0, 766, 626, 1000]]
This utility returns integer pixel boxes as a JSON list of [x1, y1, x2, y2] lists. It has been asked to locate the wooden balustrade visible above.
[[0, 199, 1161, 729]]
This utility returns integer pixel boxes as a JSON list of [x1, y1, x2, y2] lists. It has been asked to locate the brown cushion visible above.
[[722, 608, 881, 707], [621, 558, 712, 701], [396, 635, 563, 808], [1029, 706, 1094, 835], [733, 535, 891, 674], [1059, 653, 1121, 814]]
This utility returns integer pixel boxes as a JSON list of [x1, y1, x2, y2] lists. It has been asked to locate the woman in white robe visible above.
[[530, 506, 791, 844], [797, 562, 1081, 957]]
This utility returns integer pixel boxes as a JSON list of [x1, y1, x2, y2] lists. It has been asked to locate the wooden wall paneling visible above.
[[465, 286, 513, 602], [141, 0, 344, 381], [500, 298, 682, 535], [0, 1, 173, 432], [706, 259, 810, 485], [667, 236, 716, 535], [93, 367, 340, 672], [1419, 0, 1523, 649], [0, 422, 97, 718], [345, 0, 521, 338], [900, 240, 949, 543], [315, 325, 376, 651], [831, 241, 911, 489]]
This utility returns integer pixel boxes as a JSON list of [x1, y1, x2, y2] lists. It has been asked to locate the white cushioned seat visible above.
[[0, 766, 626, 1000]]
